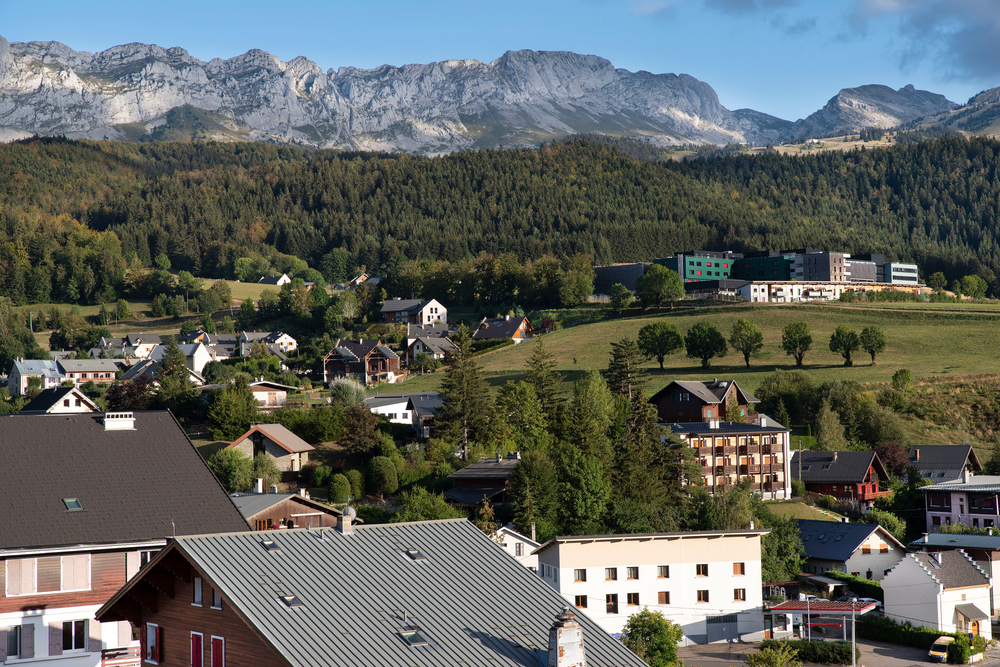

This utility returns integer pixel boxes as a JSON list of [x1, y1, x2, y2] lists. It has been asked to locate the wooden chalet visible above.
[[321, 339, 401, 385], [791, 450, 892, 503], [649, 378, 760, 424], [229, 490, 341, 530]]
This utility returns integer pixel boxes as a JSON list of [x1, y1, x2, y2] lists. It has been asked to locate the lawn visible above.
[[765, 501, 839, 522]]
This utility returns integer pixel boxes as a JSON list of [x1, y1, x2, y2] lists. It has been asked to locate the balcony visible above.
[[715, 465, 737, 475], [740, 464, 761, 475], [697, 447, 713, 456], [760, 444, 774, 454], [715, 446, 736, 456]]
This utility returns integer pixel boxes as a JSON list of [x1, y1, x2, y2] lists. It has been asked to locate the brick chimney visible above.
[[913, 448, 920, 461], [546, 607, 586, 667]]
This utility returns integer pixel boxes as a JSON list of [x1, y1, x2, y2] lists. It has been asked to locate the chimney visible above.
[[103, 412, 136, 431], [709, 419, 719, 429], [531, 522, 537, 543], [337, 506, 355, 534], [299, 488, 309, 499], [270, 484, 278, 493], [990, 527, 994, 537], [841, 517, 849, 523], [546, 607, 586, 667], [931, 552, 942, 565], [963, 468, 972, 483], [913, 448, 920, 461], [496, 452, 502, 463], [922, 533, 929, 543], [254, 478, 264, 494], [832, 452, 838, 462]]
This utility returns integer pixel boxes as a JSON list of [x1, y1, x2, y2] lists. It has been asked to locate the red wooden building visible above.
[[791, 450, 892, 502], [649, 378, 760, 424]]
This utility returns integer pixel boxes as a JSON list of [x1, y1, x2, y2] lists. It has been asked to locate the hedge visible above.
[[823, 571, 883, 602], [760, 639, 858, 664], [856, 615, 970, 653]]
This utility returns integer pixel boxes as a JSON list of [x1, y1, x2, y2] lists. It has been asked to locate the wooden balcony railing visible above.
[[102, 647, 141, 667]]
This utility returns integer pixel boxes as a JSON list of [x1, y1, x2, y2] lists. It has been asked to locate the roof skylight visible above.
[[406, 549, 427, 561], [281, 595, 304, 608], [399, 626, 429, 647], [63, 498, 84, 511], [262, 540, 281, 552]]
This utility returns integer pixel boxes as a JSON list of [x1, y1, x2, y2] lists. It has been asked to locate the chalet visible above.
[[472, 315, 533, 344], [664, 418, 791, 499], [9, 359, 64, 396], [883, 550, 992, 639], [444, 452, 521, 507], [122, 334, 161, 359], [791, 450, 892, 504], [321, 339, 401, 385], [405, 335, 458, 365], [247, 381, 294, 410], [228, 424, 314, 476], [406, 322, 450, 346], [0, 411, 248, 665], [257, 273, 291, 286], [19, 386, 100, 414], [380, 298, 447, 326], [347, 272, 381, 291], [650, 378, 760, 424], [229, 487, 341, 531], [797, 519, 906, 581], [910, 444, 982, 483], [95, 519, 645, 667], [496, 525, 541, 572], [239, 331, 298, 356]]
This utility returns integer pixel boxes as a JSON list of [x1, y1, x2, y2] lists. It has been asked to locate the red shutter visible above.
[[211, 637, 224, 667], [191, 634, 203, 667], [140, 627, 146, 661], [155, 626, 161, 663]]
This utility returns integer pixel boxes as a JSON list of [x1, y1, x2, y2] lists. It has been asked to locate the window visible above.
[[6, 558, 38, 597], [193, 577, 203, 606], [575, 595, 587, 608], [932, 516, 941, 526], [697, 590, 710, 603], [696, 563, 708, 577], [862, 544, 871, 554], [706, 410, 713, 418], [733, 562, 745, 576], [658, 565, 669, 578], [658, 591, 670, 605], [145, 623, 160, 663], [627, 567, 639, 580], [515, 543, 523, 557], [574, 569, 587, 582], [212, 588, 223, 610], [140, 550, 158, 569], [191, 632, 204, 667], [62, 620, 86, 652], [399, 626, 429, 647], [6, 624, 22, 659], [627, 593, 640, 606], [63, 399, 70, 407], [606, 594, 619, 614], [211, 637, 225, 667], [605, 567, 617, 581], [63, 498, 83, 511], [734, 588, 747, 601]]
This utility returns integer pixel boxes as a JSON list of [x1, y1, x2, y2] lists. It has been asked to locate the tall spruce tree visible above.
[[525, 336, 563, 422], [437, 324, 492, 459], [155, 337, 195, 409], [566, 371, 614, 466], [606, 338, 648, 401]]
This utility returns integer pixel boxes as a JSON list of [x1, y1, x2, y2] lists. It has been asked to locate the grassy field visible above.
[[765, 501, 839, 522]]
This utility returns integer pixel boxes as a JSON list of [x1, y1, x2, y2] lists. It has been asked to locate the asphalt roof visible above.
[[447, 456, 521, 480], [443, 485, 507, 505], [100, 521, 646, 667], [651, 379, 760, 406], [0, 411, 249, 551], [791, 450, 885, 483], [796, 519, 904, 562], [909, 445, 979, 471], [410, 337, 458, 355], [472, 317, 530, 340], [907, 550, 990, 590], [910, 534, 1000, 551], [380, 298, 425, 313], [365, 392, 443, 418], [20, 387, 99, 413], [364, 395, 415, 410]]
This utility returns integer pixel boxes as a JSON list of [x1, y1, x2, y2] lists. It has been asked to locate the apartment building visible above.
[[535, 529, 769, 643], [922, 472, 1000, 532]]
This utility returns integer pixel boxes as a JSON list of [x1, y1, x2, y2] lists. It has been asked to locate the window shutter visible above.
[[21, 623, 34, 659], [22, 560, 35, 594], [7, 559, 20, 595], [140, 627, 147, 661], [48, 623, 62, 657], [126, 552, 141, 580], [154, 626, 161, 662], [0, 628, 7, 661], [118, 621, 131, 648], [89, 618, 102, 653], [211, 638, 224, 667], [76, 555, 90, 590]]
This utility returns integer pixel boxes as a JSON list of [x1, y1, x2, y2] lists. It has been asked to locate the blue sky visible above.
[[5, 0, 1000, 120]]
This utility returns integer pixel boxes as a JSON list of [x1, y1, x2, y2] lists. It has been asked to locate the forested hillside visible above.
[[3, 135, 1000, 305]]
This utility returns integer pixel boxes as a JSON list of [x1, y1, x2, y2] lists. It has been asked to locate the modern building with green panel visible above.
[[656, 251, 741, 283], [731, 251, 796, 281]]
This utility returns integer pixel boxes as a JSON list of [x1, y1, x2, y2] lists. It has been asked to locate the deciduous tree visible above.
[[637, 321, 683, 370], [620, 609, 683, 667], [781, 322, 812, 367], [729, 318, 764, 367], [684, 322, 728, 368], [859, 325, 887, 365], [608, 283, 633, 314], [829, 326, 860, 366], [635, 264, 684, 310]]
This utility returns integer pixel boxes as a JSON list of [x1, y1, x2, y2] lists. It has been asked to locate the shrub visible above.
[[760, 639, 857, 665], [823, 571, 882, 601], [816, 495, 837, 511], [328, 473, 352, 504], [791, 479, 806, 497], [367, 456, 398, 500], [312, 465, 333, 489], [346, 469, 364, 500], [354, 504, 394, 524], [855, 616, 962, 650]]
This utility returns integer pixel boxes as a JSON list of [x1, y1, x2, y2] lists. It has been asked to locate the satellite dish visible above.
[[343, 505, 357, 521]]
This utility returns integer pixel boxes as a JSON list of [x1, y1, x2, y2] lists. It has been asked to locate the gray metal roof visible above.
[[910, 534, 1000, 551], [59, 359, 120, 373], [448, 456, 521, 480], [230, 493, 293, 517], [124, 521, 647, 667], [663, 421, 788, 435], [364, 395, 415, 410], [796, 519, 904, 562], [13, 359, 63, 377], [955, 603, 989, 621], [918, 475, 1000, 493]]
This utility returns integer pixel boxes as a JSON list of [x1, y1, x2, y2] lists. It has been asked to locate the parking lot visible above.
[[678, 638, 1000, 667]]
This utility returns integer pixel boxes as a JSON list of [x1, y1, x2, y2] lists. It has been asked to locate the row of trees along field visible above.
[[4, 134, 1000, 305]]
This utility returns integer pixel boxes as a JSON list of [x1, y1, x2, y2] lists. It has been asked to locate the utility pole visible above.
[[806, 596, 810, 642], [851, 601, 857, 667], [798, 438, 803, 481]]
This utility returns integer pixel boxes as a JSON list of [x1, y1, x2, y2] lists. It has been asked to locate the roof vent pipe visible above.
[[270, 484, 278, 493], [254, 478, 263, 494]]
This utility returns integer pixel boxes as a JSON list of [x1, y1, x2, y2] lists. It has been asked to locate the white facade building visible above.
[[363, 394, 417, 426], [883, 550, 992, 640], [922, 472, 1000, 533], [497, 526, 540, 572], [534, 529, 769, 644]]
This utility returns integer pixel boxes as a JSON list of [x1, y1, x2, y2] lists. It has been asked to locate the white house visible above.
[[797, 519, 906, 581], [9, 359, 65, 396], [248, 380, 294, 410], [149, 342, 227, 375], [921, 471, 1000, 532], [883, 550, 992, 640], [19, 387, 100, 414], [534, 529, 770, 643], [239, 331, 298, 356], [363, 394, 416, 425], [497, 526, 541, 572]]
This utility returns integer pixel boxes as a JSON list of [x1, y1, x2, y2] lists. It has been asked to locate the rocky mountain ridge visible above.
[[0, 34, 959, 153]]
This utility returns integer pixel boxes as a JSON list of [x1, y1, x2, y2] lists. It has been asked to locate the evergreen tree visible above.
[[607, 338, 647, 401], [814, 399, 848, 450], [236, 299, 257, 330], [437, 324, 492, 459], [251, 452, 281, 490], [525, 336, 563, 422], [509, 450, 559, 543], [202, 315, 216, 334], [566, 371, 615, 466], [155, 337, 195, 409], [208, 375, 258, 440], [486, 381, 551, 453]]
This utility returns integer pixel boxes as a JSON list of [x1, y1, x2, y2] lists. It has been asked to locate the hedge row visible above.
[[823, 570, 883, 602], [760, 639, 859, 665], [856, 615, 960, 651]]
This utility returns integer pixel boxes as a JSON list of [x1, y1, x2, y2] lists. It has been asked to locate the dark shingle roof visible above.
[[100, 521, 647, 667], [791, 450, 885, 483], [664, 420, 788, 435], [380, 298, 424, 313], [19, 387, 99, 413], [448, 455, 522, 481], [909, 445, 980, 471], [910, 550, 989, 589], [472, 316, 531, 341], [651, 379, 759, 406], [0, 411, 249, 551], [797, 519, 904, 562]]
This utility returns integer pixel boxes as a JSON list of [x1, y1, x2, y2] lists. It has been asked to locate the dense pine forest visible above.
[[2, 134, 1000, 305]]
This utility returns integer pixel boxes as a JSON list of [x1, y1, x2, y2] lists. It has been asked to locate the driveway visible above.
[[678, 638, 1000, 667]]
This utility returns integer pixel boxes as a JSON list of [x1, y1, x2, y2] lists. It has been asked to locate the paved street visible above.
[[678, 638, 1000, 667]]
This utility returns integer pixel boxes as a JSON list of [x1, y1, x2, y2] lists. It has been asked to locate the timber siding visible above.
[[0, 551, 126, 614], [244, 498, 339, 531]]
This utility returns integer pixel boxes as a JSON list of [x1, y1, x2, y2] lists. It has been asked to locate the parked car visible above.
[[802, 594, 822, 602], [928, 636, 953, 663]]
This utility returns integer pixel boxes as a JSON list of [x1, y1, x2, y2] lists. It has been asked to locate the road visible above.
[[677, 638, 1000, 667]]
